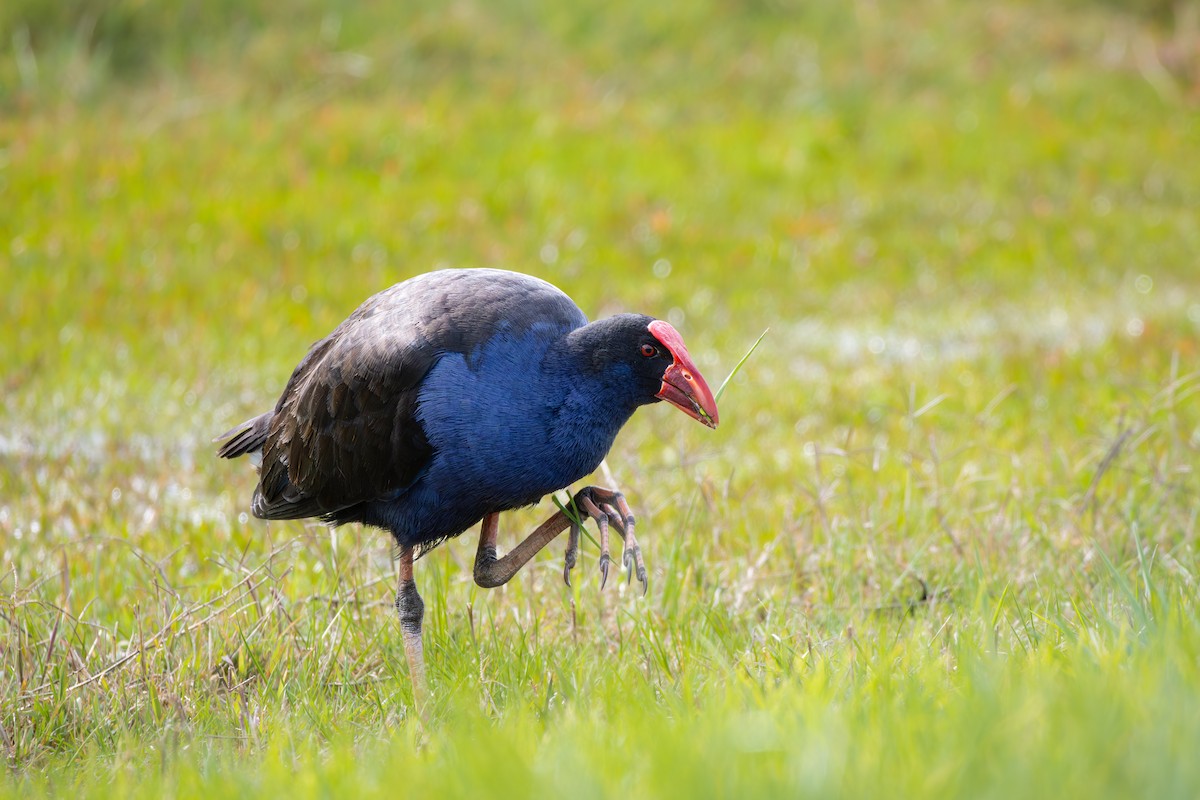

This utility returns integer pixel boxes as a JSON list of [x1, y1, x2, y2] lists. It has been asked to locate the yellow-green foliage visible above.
[[3, 0, 1199, 796]]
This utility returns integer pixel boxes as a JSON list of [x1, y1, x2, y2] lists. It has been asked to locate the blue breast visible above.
[[364, 327, 635, 547]]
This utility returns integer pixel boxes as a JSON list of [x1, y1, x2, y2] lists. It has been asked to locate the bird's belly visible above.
[[372, 426, 605, 549]]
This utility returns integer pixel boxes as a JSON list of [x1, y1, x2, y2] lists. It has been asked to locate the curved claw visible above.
[[619, 547, 648, 594], [599, 553, 611, 590], [562, 519, 580, 588]]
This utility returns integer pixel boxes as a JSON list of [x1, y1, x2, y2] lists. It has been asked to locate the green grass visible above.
[[3, 0, 1200, 795]]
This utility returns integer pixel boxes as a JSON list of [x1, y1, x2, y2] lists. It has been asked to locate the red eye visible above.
[[640, 344, 658, 358]]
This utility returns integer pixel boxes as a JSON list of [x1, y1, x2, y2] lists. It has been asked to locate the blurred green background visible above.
[[2, 1, 1199, 796]]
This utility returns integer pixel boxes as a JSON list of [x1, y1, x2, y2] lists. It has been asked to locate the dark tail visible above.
[[214, 412, 272, 459]]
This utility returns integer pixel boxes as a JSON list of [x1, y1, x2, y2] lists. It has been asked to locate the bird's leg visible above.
[[474, 512, 501, 576], [472, 487, 647, 594], [395, 546, 428, 710], [474, 509, 573, 588]]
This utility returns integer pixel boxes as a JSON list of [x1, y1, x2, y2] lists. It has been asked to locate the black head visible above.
[[570, 313, 719, 428]]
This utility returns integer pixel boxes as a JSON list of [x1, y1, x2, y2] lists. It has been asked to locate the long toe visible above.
[[563, 521, 580, 587]]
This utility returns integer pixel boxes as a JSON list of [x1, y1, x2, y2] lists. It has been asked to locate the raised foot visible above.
[[561, 486, 648, 596]]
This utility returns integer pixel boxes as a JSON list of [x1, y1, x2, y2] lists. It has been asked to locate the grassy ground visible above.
[[3, 0, 1200, 795]]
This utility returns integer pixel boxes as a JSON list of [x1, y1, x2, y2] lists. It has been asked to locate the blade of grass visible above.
[[715, 328, 769, 404], [552, 492, 600, 549]]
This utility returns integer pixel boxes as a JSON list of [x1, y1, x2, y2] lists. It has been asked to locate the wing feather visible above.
[[241, 269, 586, 523]]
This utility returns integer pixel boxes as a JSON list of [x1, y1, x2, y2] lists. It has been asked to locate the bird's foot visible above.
[[562, 486, 647, 595], [597, 491, 647, 595]]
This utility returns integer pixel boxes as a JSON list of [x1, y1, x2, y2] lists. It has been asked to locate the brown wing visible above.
[[253, 306, 435, 520]]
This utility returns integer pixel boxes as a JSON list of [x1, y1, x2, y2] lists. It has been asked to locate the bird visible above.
[[215, 268, 719, 705]]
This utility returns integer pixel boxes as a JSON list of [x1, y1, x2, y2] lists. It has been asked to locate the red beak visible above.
[[648, 320, 719, 429]]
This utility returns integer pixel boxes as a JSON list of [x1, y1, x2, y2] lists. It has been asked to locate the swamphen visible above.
[[216, 268, 719, 703]]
